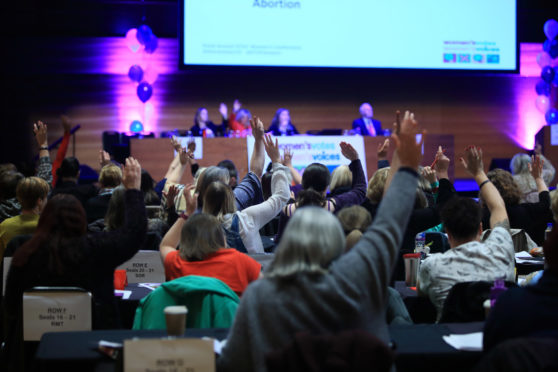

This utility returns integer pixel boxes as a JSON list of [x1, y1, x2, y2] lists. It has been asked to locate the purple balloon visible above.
[[546, 108, 558, 125], [549, 39, 558, 59], [541, 66, 555, 83], [144, 35, 158, 54], [536, 52, 552, 68], [544, 19, 558, 40], [128, 65, 144, 82], [543, 40, 550, 52], [137, 82, 153, 103], [553, 68, 558, 86], [136, 25, 153, 46], [536, 80, 551, 96]]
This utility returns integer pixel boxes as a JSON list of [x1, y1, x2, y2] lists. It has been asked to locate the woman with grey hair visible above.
[[217, 110, 424, 372], [510, 152, 555, 203]]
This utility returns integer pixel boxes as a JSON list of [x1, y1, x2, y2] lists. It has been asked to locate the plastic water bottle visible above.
[[415, 232, 425, 254], [545, 222, 553, 241], [490, 278, 506, 307]]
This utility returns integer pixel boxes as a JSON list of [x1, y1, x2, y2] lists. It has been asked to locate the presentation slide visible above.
[[182, 0, 516, 71]]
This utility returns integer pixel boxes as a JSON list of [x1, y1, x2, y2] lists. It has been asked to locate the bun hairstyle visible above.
[[298, 163, 330, 207], [336, 205, 372, 251]]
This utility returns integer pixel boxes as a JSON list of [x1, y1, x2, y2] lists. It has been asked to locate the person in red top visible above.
[[159, 185, 261, 296]]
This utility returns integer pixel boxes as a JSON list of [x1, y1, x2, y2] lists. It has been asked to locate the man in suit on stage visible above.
[[352, 102, 382, 136]]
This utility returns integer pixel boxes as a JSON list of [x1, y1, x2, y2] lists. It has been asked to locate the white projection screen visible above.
[[180, 0, 517, 72]]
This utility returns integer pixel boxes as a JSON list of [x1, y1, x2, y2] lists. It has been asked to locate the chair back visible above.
[[2, 257, 12, 296], [439, 281, 517, 323], [424, 232, 450, 253], [23, 287, 92, 341], [117, 250, 165, 283]]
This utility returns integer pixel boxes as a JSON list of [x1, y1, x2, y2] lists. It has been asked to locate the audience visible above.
[[217, 110, 423, 372], [4, 157, 146, 371], [483, 158, 553, 246], [51, 157, 97, 206], [267, 108, 299, 136], [85, 163, 122, 222], [418, 146, 515, 320], [329, 165, 352, 196], [510, 148, 555, 203]]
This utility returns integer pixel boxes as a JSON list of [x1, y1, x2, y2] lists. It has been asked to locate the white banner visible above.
[[247, 135, 368, 181], [174, 136, 203, 159]]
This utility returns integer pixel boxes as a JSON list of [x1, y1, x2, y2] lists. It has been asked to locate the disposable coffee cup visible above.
[[164, 305, 188, 337], [403, 253, 421, 287]]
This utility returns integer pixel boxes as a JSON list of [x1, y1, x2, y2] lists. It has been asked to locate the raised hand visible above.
[[263, 134, 280, 163], [183, 183, 198, 216], [34, 120, 48, 148], [377, 138, 390, 159], [282, 147, 293, 167], [529, 155, 544, 179], [340, 142, 359, 161], [170, 136, 182, 152], [219, 103, 228, 118], [122, 157, 142, 190], [391, 110, 424, 170], [459, 146, 484, 177], [61, 115, 72, 133], [250, 116, 265, 140], [187, 138, 196, 153], [392, 110, 401, 135], [433, 146, 450, 172], [99, 150, 111, 167], [421, 166, 437, 184], [179, 148, 193, 165], [233, 99, 242, 113], [163, 184, 179, 211]]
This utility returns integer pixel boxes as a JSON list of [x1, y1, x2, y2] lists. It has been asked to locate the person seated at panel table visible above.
[[217, 110, 424, 372], [4, 158, 147, 372], [417, 146, 515, 321], [223, 99, 252, 137], [159, 187, 262, 297], [483, 221, 558, 351], [352, 102, 383, 136], [0, 177, 49, 259], [190, 104, 229, 137], [267, 108, 299, 136], [482, 160, 553, 246]]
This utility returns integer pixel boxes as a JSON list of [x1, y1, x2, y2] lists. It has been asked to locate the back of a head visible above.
[[0, 170, 24, 200], [486, 169, 521, 206], [217, 160, 238, 180], [196, 166, 230, 207], [261, 172, 273, 200], [441, 197, 482, 243], [366, 167, 390, 204], [16, 177, 50, 210], [330, 165, 352, 194], [179, 213, 224, 261], [235, 108, 252, 123], [105, 186, 126, 231], [12, 193, 87, 270], [298, 163, 330, 207], [57, 157, 80, 179], [99, 164, 122, 188], [510, 153, 531, 175], [267, 207, 345, 279], [337, 205, 372, 234], [202, 181, 236, 219]]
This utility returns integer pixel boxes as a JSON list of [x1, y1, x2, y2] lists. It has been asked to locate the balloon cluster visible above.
[[536, 19, 558, 125], [125, 25, 160, 132]]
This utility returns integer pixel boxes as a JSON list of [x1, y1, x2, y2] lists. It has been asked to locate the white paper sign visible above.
[[117, 250, 165, 284], [247, 135, 368, 181], [23, 290, 92, 341], [174, 136, 203, 159], [124, 338, 215, 372], [3, 257, 12, 296]]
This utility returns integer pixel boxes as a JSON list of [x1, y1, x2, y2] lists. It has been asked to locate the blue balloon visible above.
[[553, 67, 558, 86], [536, 80, 551, 96], [128, 65, 143, 82], [546, 108, 558, 125], [136, 25, 153, 46], [541, 66, 555, 83], [543, 39, 550, 52], [144, 35, 158, 54], [550, 39, 558, 59], [137, 82, 153, 103], [130, 120, 144, 133]]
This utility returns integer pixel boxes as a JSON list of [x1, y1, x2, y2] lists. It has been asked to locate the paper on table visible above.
[[203, 337, 227, 354], [515, 251, 532, 258], [442, 332, 483, 351], [114, 290, 132, 299], [138, 283, 161, 291]]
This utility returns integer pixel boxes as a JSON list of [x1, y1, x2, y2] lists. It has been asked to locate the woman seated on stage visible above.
[[274, 141, 366, 243], [267, 108, 299, 136], [202, 134, 290, 253], [217, 111, 424, 372], [190, 105, 228, 137], [4, 158, 147, 371], [159, 190, 261, 296]]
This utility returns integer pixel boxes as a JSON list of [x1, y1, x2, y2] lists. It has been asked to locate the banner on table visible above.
[[174, 136, 203, 159], [247, 135, 368, 181]]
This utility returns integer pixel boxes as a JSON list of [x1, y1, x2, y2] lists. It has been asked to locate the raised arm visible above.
[[249, 117, 265, 178], [529, 155, 549, 194], [281, 147, 302, 185], [33, 121, 53, 187], [377, 138, 390, 169], [160, 184, 197, 261], [460, 146, 508, 230], [329, 142, 366, 211]]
